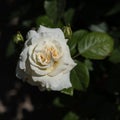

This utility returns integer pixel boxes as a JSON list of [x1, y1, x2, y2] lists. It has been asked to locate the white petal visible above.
[[48, 43, 76, 76], [25, 30, 40, 47], [16, 62, 39, 86], [19, 47, 28, 70], [48, 60, 67, 76], [62, 44, 77, 69], [37, 25, 66, 41], [32, 72, 72, 91], [16, 63, 26, 79], [28, 45, 52, 75], [30, 63, 50, 75]]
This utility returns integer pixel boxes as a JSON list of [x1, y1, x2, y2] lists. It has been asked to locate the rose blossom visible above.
[[16, 25, 76, 91]]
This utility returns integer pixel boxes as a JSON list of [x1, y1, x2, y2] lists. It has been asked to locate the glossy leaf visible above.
[[36, 15, 54, 27], [70, 61, 89, 91], [44, 0, 57, 22], [109, 46, 120, 63], [68, 30, 88, 56], [78, 32, 114, 59], [64, 8, 75, 24], [84, 59, 93, 71]]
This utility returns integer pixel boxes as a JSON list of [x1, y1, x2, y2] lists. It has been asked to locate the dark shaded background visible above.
[[1, 0, 120, 120]]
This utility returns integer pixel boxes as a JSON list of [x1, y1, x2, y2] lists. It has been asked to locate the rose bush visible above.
[[16, 25, 76, 91]]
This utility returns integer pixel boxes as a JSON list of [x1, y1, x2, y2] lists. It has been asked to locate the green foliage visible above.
[[63, 112, 79, 120], [109, 46, 120, 63], [44, 0, 58, 22], [44, 0, 65, 24], [84, 59, 93, 71], [68, 30, 88, 56], [70, 61, 89, 91], [64, 8, 75, 24], [36, 15, 54, 27], [78, 32, 114, 59]]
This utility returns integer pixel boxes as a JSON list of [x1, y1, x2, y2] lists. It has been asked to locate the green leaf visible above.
[[84, 59, 93, 71], [63, 111, 79, 120], [109, 46, 120, 64], [70, 61, 89, 91], [64, 8, 75, 24], [68, 30, 88, 56], [57, 0, 65, 21], [78, 32, 114, 59], [36, 15, 54, 27], [44, 0, 65, 24], [61, 87, 73, 96], [44, 0, 57, 22]]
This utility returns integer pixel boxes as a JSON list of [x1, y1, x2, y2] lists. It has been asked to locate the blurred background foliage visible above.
[[1, 0, 120, 120]]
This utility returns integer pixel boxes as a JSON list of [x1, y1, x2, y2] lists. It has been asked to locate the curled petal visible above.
[[48, 43, 76, 76], [32, 72, 71, 91], [16, 63, 26, 80], [25, 30, 40, 47], [16, 64, 39, 86], [28, 45, 53, 75], [37, 25, 67, 42], [19, 47, 28, 70]]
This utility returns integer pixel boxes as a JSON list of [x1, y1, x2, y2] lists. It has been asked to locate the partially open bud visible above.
[[63, 25, 72, 39], [13, 31, 24, 44]]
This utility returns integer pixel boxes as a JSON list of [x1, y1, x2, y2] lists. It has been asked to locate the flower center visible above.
[[35, 41, 62, 66], [47, 46, 60, 61]]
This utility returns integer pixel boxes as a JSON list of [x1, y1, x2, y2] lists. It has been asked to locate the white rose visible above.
[[16, 25, 76, 91]]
